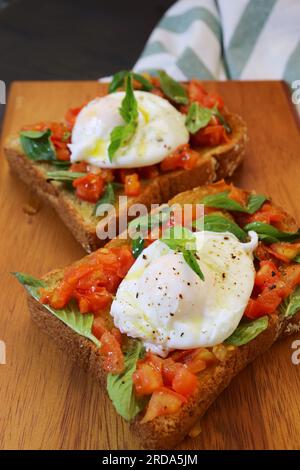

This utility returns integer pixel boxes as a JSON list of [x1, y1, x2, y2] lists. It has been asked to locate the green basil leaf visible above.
[[182, 248, 205, 281], [49, 160, 71, 169], [244, 222, 300, 244], [109, 71, 153, 94], [108, 75, 138, 161], [107, 340, 147, 421], [213, 108, 232, 134], [185, 103, 213, 134], [161, 226, 205, 281], [294, 254, 300, 263], [131, 72, 154, 91], [225, 316, 269, 346], [20, 129, 56, 161], [193, 214, 247, 241], [13, 272, 100, 347], [94, 182, 117, 216], [132, 237, 145, 259], [158, 70, 188, 105], [129, 206, 171, 233], [46, 171, 86, 182], [201, 191, 267, 214], [109, 70, 128, 93], [280, 286, 300, 319], [185, 103, 232, 135]]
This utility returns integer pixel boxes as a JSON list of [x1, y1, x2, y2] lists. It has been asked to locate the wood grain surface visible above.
[[0, 81, 300, 450]]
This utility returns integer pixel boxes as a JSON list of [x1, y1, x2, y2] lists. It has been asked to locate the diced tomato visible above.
[[124, 173, 141, 197], [141, 387, 187, 423], [267, 242, 300, 263], [160, 145, 198, 171], [254, 261, 280, 289], [191, 125, 229, 147], [92, 317, 107, 340], [187, 80, 224, 109], [162, 359, 182, 386], [100, 331, 124, 374], [245, 264, 300, 319], [73, 173, 105, 203], [244, 292, 282, 319], [246, 203, 285, 225], [70, 162, 88, 173], [76, 289, 112, 314], [182, 348, 215, 373], [133, 363, 163, 396], [65, 105, 84, 130], [171, 366, 198, 397], [99, 168, 114, 183]]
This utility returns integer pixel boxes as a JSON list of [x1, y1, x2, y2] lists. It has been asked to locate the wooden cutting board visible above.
[[0, 81, 300, 451]]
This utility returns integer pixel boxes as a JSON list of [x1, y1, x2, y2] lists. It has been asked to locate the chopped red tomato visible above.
[[133, 363, 163, 396], [246, 203, 285, 225], [124, 173, 141, 197], [92, 317, 107, 340], [100, 331, 124, 374], [254, 261, 280, 289], [191, 125, 229, 147], [141, 388, 187, 423], [245, 263, 300, 319], [187, 80, 224, 109], [75, 288, 112, 314], [70, 162, 88, 173], [267, 242, 300, 264], [171, 366, 198, 397], [161, 359, 182, 386], [228, 185, 248, 207], [65, 105, 84, 130], [73, 173, 105, 203], [160, 145, 198, 171], [182, 348, 216, 373]]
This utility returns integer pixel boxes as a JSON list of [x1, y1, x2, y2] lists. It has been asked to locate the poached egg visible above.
[[110, 231, 258, 357], [69, 91, 189, 169]]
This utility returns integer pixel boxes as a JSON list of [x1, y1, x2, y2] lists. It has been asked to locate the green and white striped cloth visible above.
[[133, 0, 300, 84]]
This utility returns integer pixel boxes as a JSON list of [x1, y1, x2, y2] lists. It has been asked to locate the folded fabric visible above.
[[134, 0, 300, 84]]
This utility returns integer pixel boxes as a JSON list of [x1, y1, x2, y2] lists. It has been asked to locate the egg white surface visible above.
[[69, 91, 189, 169], [110, 231, 258, 357]]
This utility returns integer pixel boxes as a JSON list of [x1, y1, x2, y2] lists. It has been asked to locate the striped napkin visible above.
[[134, 0, 300, 84]]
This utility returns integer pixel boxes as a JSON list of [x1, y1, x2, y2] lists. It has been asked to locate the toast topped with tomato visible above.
[[15, 181, 300, 449], [4, 71, 247, 252]]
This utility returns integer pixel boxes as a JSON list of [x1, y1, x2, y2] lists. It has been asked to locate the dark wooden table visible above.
[[0, 0, 173, 124]]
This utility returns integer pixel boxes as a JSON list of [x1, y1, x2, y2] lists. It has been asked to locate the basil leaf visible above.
[[244, 222, 300, 244], [107, 340, 147, 421], [109, 70, 153, 93], [182, 248, 205, 281], [94, 182, 116, 216], [161, 226, 205, 281], [109, 70, 128, 93], [294, 254, 300, 263], [108, 75, 138, 161], [20, 129, 56, 161], [158, 70, 188, 105], [13, 272, 100, 347], [132, 237, 145, 259], [213, 108, 232, 134], [50, 160, 71, 169], [132, 73, 154, 91], [201, 191, 267, 214], [193, 214, 247, 241], [129, 206, 171, 233], [225, 316, 269, 346], [280, 286, 300, 319], [185, 103, 232, 135], [46, 171, 86, 182], [185, 103, 212, 134]]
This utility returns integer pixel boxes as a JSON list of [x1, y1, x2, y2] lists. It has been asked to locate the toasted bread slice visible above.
[[4, 110, 247, 252], [23, 182, 300, 449]]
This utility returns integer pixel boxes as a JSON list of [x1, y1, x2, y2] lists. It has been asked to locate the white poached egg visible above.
[[69, 91, 189, 169], [110, 231, 258, 357]]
